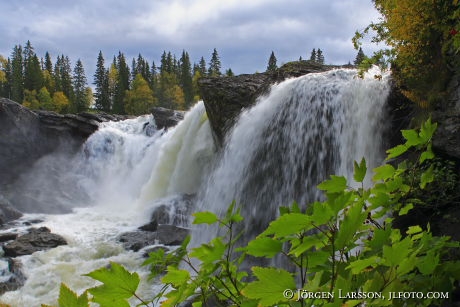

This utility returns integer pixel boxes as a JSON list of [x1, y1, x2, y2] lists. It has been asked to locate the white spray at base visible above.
[[0, 102, 215, 306]]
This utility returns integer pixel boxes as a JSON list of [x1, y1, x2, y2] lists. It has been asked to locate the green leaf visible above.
[[419, 118, 437, 144], [353, 158, 367, 183], [402, 129, 421, 147], [420, 164, 434, 189], [85, 262, 140, 307], [162, 266, 191, 287], [58, 283, 89, 307], [386, 144, 408, 160], [242, 267, 296, 306], [335, 201, 367, 250], [372, 164, 395, 181], [419, 144, 435, 163], [192, 211, 219, 225], [416, 251, 439, 275], [317, 175, 347, 193], [347, 256, 381, 274], [382, 237, 412, 266], [189, 237, 226, 263], [399, 203, 413, 216], [262, 213, 311, 238], [406, 225, 423, 235], [246, 237, 282, 258]]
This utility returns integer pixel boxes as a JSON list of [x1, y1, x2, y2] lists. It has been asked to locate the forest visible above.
[[0, 44, 228, 115]]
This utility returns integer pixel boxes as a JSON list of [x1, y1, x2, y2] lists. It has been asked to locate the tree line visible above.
[[0, 41, 228, 115]]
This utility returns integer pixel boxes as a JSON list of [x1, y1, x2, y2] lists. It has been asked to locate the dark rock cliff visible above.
[[198, 61, 337, 145]]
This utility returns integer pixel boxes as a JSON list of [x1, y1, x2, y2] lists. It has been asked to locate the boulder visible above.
[[118, 225, 189, 251], [0, 258, 25, 295], [2, 227, 67, 257], [151, 107, 185, 130]]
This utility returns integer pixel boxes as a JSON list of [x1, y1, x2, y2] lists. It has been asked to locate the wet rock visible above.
[[3, 227, 67, 257], [149, 194, 195, 226], [151, 107, 185, 130], [119, 225, 189, 252], [0, 258, 25, 295], [138, 220, 158, 232], [0, 233, 18, 243], [0, 196, 23, 225]]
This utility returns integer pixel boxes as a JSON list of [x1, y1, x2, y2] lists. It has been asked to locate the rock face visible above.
[[118, 225, 189, 251], [151, 107, 185, 130], [0, 196, 23, 225], [432, 72, 460, 160], [2, 227, 67, 257], [0, 258, 25, 295], [198, 61, 348, 145]]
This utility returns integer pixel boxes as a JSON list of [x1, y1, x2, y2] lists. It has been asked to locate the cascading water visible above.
[[193, 67, 390, 245], [0, 68, 391, 306], [0, 102, 215, 306]]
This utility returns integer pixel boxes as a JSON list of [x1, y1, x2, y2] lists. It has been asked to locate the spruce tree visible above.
[[179, 50, 193, 108], [316, 48, 325, 64], [208, 48, 222, 77], [354, 47, 366, 65], [266, 51, 277, 73], [113, 51, 129, 114], [310, 48, 317, 62], [24, 54, 43, 92], [198, 57, 207, 77], [93, 51, 110, 112], [73, 59, 89, 113], [10, 45, 24, 102]]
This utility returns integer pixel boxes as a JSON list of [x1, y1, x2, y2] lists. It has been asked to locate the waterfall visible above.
[[0, 68, 391, 306], [193, 67, 390, 244], [0, 102, 215, 306]]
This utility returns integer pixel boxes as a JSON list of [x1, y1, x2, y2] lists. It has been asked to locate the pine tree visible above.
[[113, 51, 130, 114], [354, 47, 366, 65], [179, 50, 193, 108], [266, 51, 277, 72], [73, 59, 89, 113], [60, 55, 74, 104], [10, 45, 24, 102], [198, 57, 207, 77], [310, 48, 317, 62], [93, 51, 110, 112], [225, 68, 234, 76], [208, 48, 222, 77], [24, 54, 43, 92], [316, 48, 325, 64]]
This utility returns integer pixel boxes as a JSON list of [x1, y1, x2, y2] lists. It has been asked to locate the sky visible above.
[[0, 0, 382, 79]]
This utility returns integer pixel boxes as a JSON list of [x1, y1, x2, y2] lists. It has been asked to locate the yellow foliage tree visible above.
[[23, 89, 40, 110], [0, 55, 7, 83], [124, 74, 157, 115], [355, 0, 460, 106], [52, 91, 70, 113]]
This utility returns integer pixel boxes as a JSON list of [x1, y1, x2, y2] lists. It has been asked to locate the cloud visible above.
[[0, 0, 382, 76]]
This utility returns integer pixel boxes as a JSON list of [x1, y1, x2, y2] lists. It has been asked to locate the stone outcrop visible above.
[[2, 227, 67, 257], [151, 107, 185, 130], [118, 225, 189, 251], [432, 72, 460, 160], [0, 196, 23, 225], [0, 258, 25, 295], [198, 61, 349, 145]]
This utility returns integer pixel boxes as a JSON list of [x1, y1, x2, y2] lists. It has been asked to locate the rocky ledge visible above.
[[198, 61, 352, 145], [2, 227, 67, 257]]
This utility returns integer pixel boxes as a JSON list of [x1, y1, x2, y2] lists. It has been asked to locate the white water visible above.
[[0, 69, 391, 306], [193, 68, 390, 244], [0, 102, 215, 306]]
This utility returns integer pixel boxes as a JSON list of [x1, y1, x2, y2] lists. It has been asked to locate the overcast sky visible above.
[[0, 0, 382, 79]]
